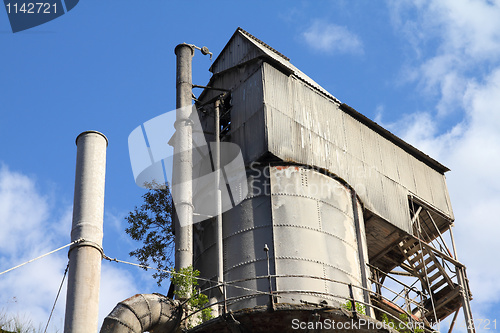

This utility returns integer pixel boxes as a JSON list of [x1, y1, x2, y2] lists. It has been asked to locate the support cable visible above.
[[0, 239, 83, 276], [44, 261, 70, 333], [102, 255, 270, 297]]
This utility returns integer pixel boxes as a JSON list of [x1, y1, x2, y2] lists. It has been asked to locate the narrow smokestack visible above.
[[64, 130, 108, 333], [173, 44, 194, 271]]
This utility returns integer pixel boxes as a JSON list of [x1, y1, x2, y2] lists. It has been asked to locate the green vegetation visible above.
[[380, 313, 425, 333], [0, 311, 56, 333], [170, 266, 214, 326], [126, 184, 214, 328], [342, 300, 366, 315]]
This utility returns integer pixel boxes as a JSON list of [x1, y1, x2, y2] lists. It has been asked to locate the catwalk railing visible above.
[[179, 271, 447, 333]]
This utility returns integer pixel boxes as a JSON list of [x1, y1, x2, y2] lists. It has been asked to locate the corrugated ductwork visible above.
[[100, 294, 182, 333]]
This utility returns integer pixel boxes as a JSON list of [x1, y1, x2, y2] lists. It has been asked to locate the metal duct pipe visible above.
[[100, 294, 182, 333], [64, 131, 108, 333], [173, 43, 194, 271], [214, 98, 223, 289]]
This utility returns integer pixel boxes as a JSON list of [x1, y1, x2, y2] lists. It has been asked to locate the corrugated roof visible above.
[[208, 27, 450, 174]]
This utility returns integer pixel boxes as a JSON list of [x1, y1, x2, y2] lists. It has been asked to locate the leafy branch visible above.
[[125, 182, 175, 286], [170, 266, 213, 326]]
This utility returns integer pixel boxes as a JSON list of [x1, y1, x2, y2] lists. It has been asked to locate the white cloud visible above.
[[0, 165, 143, 331], [388, 0, 500, 117], [98, 263, 140, 325], [433, 0, 500, 61], [301, 20, 363, 55], [385, 0, 500, 326]]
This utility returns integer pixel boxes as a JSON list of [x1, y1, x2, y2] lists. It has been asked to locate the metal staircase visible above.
[[396, 236, 465, 323], [367, 198, 476, 332]]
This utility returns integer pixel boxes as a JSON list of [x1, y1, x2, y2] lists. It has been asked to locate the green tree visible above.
[[125, 183, 175, 286]]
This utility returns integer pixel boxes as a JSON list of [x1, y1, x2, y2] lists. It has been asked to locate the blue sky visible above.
[[1, 1, 499, 331]]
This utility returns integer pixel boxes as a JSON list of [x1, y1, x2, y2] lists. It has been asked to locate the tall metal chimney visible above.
[[173, 44, 194, 271], [64, 130, 108, 333]]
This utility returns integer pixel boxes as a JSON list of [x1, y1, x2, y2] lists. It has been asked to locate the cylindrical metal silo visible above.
[[195, 164, 370, 311]]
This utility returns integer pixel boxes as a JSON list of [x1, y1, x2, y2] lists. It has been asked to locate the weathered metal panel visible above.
[[243, 107, 267, 163], [265, 105, 300, 162], [211, 32, 263, 75], [258, 62, 455, 232], [442, 174, 454, 221], [222, 169, 275, 311], [361, 124, 383, 173], [360, 162, 386, 219], [262, 62, 291, 113], [263, 64, 458, 233], [413, 159, 434, 204], [231, 67, 264, 129], [394, 145, 417, 195], [290, 75, 347, 152], [378, 136, 401, 184], [196, 162, 370, 310], [380, 175, 412, 232], [270, 167, 367, 305], [342, 112, 365, 161], [427, 171, 453, 216], [263, 94, 418, 233]]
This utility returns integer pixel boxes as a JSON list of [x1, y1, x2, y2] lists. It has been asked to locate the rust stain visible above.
[[275, 166, 299, 171]]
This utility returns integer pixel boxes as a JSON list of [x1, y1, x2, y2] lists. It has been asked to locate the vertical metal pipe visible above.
[[350, 189, 371, 317], [174, 43, 194, 272], [264, 244, 275, 311], [214, 99, 224, 290], [64, 131, 107, 333], [457, 267, 476, 333], [449, 225, 459, 259], [450, 226, 475, 332]]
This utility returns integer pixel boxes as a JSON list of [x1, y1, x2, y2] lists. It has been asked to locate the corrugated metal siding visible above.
[[413, 159, 433, 205], [231, 67, 264, 129], [378, 136, 401, 184], [229, 67, 267, 164], [428, 171, 453, 217], [211, 33, 263, 75], [343, 113, 365, 161], [381, 175, 412, 231], [261, 64, 453, 233], [267, 106, 299, 161]]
